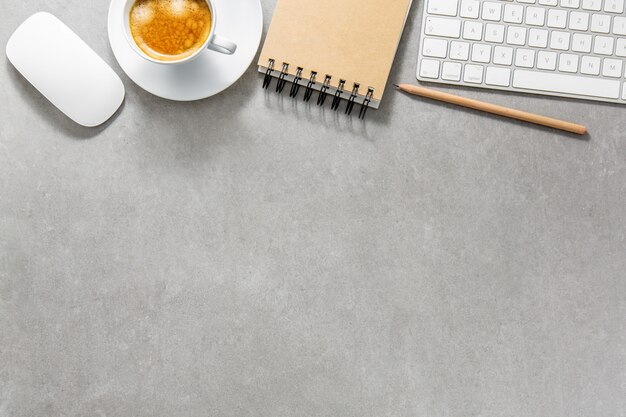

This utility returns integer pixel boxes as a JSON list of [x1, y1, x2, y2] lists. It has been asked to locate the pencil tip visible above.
[[393, 84, 400, 88]]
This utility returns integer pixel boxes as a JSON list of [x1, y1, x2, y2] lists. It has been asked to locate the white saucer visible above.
[[107, 0, 262, 101]]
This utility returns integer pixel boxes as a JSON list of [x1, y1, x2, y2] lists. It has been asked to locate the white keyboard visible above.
[[417, 0, 626, 105]]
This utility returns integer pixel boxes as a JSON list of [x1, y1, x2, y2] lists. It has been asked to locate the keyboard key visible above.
[[581, 56, 601, 75], [558, 53, 579, 72], [464, 64, 484, 83], [486, 66, 511, 86], [613, 16, 626, 35], [616, 38, 626, 57], [507, 26, 527, 46], [602, 58, 623, 77], [428, 0, 459, 16], [450, 41, 470, 60], [442, 61, 463, 81], [528, 29, 549, 47], [561, 0, 580, 8], [547, 9, 568, 28], [604, 0, 624, 13], [593, 36, 615, 55], [513, 70, 621, 99], [550, 31, 571, 50], [590, 14, 611, 33], [419, 59, 441, 78], [537, 51, 558, 70], [526, 7, 546, 26], [471, 43, 492, 63], [622, 84, 626, 100], [493, 46, 514, 65], [485, 24, 505, 43], [425, 17, 462, 38], [459, 0, 480, 18], [423, 38, 449, 58], [503, 4, 524, 23], [572, 33, 593, 52], [515, 49, 536, 67], [569, 12, 590, 30], [482, 2, 502, 21], [463, 21, 483, 40], [582, 0, 602, 10]]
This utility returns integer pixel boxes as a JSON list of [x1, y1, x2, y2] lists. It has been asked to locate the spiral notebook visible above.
[[258, 0, 413, 118]]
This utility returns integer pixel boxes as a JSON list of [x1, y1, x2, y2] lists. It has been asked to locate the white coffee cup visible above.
[[123, 0, 237, 65]]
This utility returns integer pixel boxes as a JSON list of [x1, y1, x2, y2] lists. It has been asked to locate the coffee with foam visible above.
[[129, 0, 212, 61]]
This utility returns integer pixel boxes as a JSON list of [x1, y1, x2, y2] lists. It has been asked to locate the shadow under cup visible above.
[[123, 0, 237, 65]]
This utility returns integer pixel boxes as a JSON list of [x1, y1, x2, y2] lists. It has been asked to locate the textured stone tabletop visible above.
[[1, 1, 625, 416]]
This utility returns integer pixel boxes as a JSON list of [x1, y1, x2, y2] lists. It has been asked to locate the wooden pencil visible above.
[[395, 84, 587, 135]]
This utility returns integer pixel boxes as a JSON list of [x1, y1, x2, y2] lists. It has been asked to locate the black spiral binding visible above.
[[276, 63, 289, 94], [262, 59, 374, 119], [359, 88, 374, 120], [345, 83, 360, 115], [303, 71, 317, 102], [331, 80, 346, 111], [289, 67, 304, 97], [262, 59, 275, 89], [317, 75, 332, 106]]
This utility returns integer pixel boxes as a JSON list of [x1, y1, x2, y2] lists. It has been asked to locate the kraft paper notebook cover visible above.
[[258, 0, 413, 114]]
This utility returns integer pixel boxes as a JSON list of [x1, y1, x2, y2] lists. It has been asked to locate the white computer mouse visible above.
[[6, 12, 125, 127]]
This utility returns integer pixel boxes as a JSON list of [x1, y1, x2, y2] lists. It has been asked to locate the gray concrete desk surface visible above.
[[1, 0, 624, 416]]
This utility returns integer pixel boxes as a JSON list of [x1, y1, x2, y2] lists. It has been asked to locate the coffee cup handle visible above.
[[207, 34, 237, 55]]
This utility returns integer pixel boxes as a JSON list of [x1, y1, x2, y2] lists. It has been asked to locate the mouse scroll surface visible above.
[[6, 12, 125, 127]]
